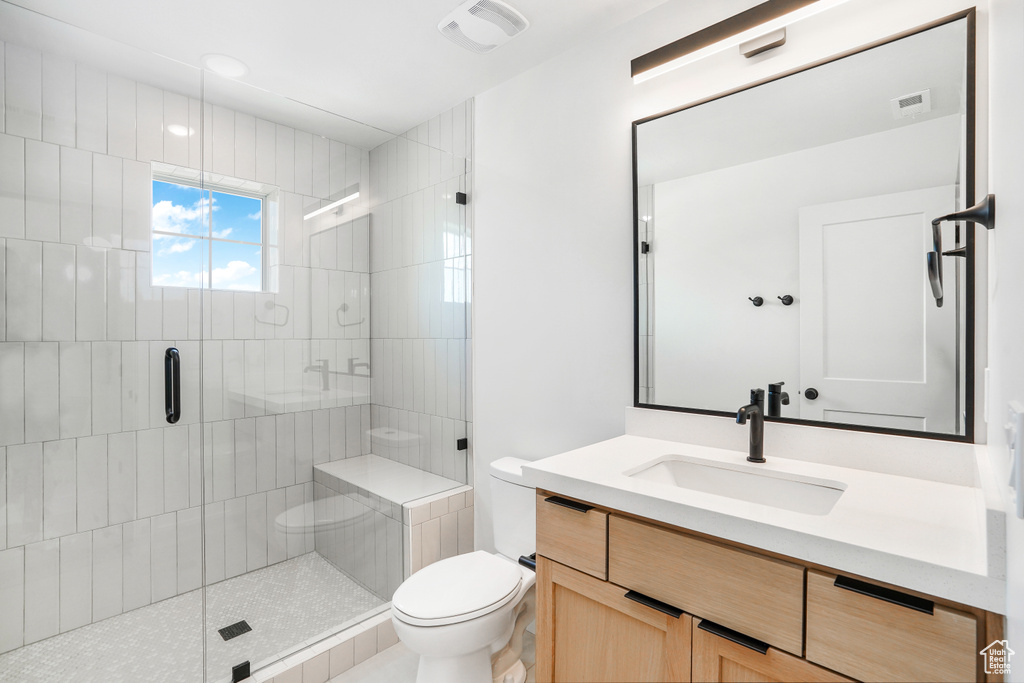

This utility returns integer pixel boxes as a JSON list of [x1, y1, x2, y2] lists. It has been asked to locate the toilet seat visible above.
[[392, 551, 524, 627]]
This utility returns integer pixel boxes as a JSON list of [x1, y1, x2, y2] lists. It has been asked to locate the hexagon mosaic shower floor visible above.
[[0, 553, 384, 683]]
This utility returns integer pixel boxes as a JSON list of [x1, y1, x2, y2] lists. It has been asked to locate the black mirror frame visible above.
[[632, 8, 977, 443]]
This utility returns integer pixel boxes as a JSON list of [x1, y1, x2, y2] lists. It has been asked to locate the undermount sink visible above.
[[625, 455, 846, 515]]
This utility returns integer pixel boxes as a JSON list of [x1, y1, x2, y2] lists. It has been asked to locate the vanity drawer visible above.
[[805, 570, 977, 682], [536, 492, 608, 580], [608, 515, 804, 655]]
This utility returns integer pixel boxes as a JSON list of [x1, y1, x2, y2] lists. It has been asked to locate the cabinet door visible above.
[[536, 556, 691, 683], [692, 623, 853, 683]]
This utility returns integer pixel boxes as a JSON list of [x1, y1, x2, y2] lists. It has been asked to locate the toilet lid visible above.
[[392, 551, 523, 623]]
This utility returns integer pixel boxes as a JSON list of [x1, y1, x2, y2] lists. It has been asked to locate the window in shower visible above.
[[151, 170, 277, 292]]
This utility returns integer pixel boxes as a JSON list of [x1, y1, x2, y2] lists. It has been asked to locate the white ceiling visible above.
[[3, 0, 668, 149], [636, 17, 968, 186]]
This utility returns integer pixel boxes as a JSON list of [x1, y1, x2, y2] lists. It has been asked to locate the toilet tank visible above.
[[489, 457, 536, 559]]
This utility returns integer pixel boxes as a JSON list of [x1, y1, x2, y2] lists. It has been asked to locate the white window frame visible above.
[[151, 163, 279, 292]]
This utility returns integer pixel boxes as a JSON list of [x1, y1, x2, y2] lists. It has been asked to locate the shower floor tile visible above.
[[0, 553, 384, 683]]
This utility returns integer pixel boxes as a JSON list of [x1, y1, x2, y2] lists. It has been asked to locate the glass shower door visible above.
[[0, 4, 206, 681], [198, 70, 391, 682]]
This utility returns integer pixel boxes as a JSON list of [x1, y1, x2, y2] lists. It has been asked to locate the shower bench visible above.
[[309, 454, 473, 601]]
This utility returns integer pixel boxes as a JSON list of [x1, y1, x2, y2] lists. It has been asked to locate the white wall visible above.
[[473, 0, 992, 554], [987, 0, 1024, 674], [652, 116, 959, 412]]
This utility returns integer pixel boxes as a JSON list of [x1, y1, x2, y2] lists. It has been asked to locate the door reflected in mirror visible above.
[[634, 12, 976, 440]]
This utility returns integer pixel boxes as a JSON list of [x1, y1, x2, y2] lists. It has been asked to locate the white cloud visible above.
[[212, 228, 233, 239], [152, 195, 217, 235], [158, 238, 197, 256], [212, 260, 257, 286], [247, 211, 261, 220]]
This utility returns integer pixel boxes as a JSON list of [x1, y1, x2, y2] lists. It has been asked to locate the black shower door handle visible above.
[[165, 347, 181, 424]]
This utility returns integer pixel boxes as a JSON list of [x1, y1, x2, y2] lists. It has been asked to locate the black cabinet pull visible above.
[[834, 575, 934, 614], [544, 496, 594, 513], [624, 591, 682, 619], [697, 619, 769, 654], [165, 347, 181, 424]]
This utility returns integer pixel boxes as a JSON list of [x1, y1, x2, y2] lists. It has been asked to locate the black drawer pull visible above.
[[624, 591, 682, 619], [697, 619, 769, 654], [544, 496, 594, 513], [164, 347, 181, 424], [834, 575, 934, 615]]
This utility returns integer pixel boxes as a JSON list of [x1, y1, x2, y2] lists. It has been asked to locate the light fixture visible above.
[[167, 124, 194, 137], [631, 0, 852, 83], [201, 53, 249, 79], [303, 187, 360, 221]]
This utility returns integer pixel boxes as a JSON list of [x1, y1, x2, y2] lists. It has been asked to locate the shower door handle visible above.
[[165, 347, 181, 424]]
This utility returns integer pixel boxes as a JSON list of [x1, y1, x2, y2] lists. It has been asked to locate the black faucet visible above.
[[767, 381, 790, 418], [736, 389, 765, 463]]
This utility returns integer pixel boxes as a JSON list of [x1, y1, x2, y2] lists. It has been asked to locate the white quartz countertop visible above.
[[522, 435, 1006, 613]]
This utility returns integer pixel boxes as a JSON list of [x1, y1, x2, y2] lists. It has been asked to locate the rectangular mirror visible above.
[[634, 10, 976, 441]]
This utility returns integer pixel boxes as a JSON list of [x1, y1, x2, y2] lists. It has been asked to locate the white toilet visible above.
[[391, 457, 536, 683]]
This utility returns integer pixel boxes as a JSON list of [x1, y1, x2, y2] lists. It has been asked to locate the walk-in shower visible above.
[[0, 3, 473, 680]]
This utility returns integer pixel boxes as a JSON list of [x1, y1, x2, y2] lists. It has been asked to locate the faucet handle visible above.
[[768, 381, 785, 392], [749, 388, 764, 407]]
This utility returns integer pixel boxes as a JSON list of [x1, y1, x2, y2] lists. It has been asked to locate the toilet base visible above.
[[416, 649, 493, 683], [492, 658, 526, 683]]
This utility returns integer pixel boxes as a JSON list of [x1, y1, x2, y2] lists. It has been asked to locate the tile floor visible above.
[[0, 553, 383, 683]]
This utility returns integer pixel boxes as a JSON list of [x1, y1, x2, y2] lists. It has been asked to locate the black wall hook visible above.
[[778, 295, 794, 305], [748, 296, 763, 307]]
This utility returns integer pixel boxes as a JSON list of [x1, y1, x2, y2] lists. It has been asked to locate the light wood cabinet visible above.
[[536, 492, 608, 580], [535, 489, 1000, 683], [805, 570, 978, 682], [537, 556, 691, 683], [692, 622, 852, 682], [610, 514, 805, 655]]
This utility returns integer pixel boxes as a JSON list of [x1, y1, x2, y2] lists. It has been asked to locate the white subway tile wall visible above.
[[637, 184, 654, 403], [0, 36, 375, 657], [368, 100, 474, 487], [404, 486, 474, 576]]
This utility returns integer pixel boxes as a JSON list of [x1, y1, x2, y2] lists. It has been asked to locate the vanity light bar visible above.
[[303, 190, 360, 221], [631, 0, 852, 83]]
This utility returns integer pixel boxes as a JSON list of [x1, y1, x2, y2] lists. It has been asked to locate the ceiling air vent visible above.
[[438, 0, 530, 54], [890, 89, 932, 120]]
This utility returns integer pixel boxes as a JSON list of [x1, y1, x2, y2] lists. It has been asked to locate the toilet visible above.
[[391, 457, 536, 683]]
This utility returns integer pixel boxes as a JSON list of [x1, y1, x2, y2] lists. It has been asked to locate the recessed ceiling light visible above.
[[167, 124, 194, 137], [201, 53, 249, 79]]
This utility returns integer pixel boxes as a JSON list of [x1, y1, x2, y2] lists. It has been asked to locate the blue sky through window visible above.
[[152, 179, 263, 291]]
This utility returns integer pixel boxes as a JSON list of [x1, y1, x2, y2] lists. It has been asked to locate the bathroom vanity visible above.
[[524, 429, 1006, 683], [526, 7, 1006, 682]]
